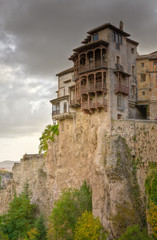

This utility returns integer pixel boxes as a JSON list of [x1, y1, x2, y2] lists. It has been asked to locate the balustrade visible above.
[[114, 84, 129, 95], [78, 60, 107, 73]]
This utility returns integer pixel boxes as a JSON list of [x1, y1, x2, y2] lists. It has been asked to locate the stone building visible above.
[[50, 67, 76, 121], [137, 51, 157, 120], [51, 21, 156, 120]]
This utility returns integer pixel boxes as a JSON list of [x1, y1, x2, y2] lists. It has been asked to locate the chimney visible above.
[[119, 21, 123, 31]]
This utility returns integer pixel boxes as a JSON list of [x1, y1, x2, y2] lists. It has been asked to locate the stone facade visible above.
[[50, 67, 76, 121], [51, 21, 141, 121], [137, 51, 157, 120]]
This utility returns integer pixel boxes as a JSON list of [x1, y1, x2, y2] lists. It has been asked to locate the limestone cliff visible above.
[[0, 110, 157, 238]]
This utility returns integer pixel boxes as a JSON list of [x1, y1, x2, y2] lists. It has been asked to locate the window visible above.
[[119, 35, 122, 45], [140, 74, 146, 82], [154, 61, 157, 65], [117, 114, 122, 119], [131, 48, 134, 54], [142, 91, 145, 95], [113, 31, 122, 46], [93, 33, 98, 41], [64, 102, 67, 113], [141, 63, 144, 67], [116, 56, 120, 64]]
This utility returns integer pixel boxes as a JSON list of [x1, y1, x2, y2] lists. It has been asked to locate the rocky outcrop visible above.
[[0, 110, 157, 238]]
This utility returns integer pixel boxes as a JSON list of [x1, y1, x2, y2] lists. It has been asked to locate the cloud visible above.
[[0, 0, 156, 143], [0, 64, 57, 137]]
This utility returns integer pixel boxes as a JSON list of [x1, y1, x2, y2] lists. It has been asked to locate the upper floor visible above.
[[50, 21, 148, 121]]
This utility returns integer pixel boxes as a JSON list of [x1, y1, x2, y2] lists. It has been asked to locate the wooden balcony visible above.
[[82, 99, 107, 111], [80, 82, 107, 95], [114, 84, 129, 95], [78, 60, 107, 74]]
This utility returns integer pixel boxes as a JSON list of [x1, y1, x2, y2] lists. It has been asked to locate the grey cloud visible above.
[[0, 0, 157, 139]]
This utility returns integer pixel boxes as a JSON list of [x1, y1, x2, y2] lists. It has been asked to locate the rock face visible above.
[[0, 110, 157, 238]]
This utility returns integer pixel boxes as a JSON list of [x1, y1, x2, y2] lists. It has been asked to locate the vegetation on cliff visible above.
[[39, 124, 59, 155], [47, 181, 96, 240], [0, 184, 47, 240], [145, 163, 157, 239]]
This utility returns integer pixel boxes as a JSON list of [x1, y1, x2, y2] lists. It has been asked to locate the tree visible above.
[[39, 124, 59, 155], [35, 215, 47, 240], [0, 230, 9, 240], [118, 225, 153, 240], [146, 201, 157, 239], [74, 210, 107, 240], [47, 181, 92, 240], [0, 188, 36, 240]]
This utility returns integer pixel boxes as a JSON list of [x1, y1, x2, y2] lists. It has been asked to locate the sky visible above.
[[0, 0, 157, 162]]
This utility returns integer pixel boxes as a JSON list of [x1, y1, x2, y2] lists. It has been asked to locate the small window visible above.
[[116, 33, 119, 44], [140, 74, 146, 82], [64, 102, 67, 113], [132, 66, 135, 76], [117, 114, 122, 119], [131, 48, 134, 54], [142, 91, 145, 95], [154, 61, 157, 65], [93, 33, 98, 41], [116, 56, 120, 64], [141, 63, 144, 67]]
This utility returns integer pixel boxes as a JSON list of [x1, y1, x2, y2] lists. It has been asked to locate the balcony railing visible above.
[[114, 84, 129, 95], [82, 99, 107, 110], [78, 60, 107, 73], [80, 82, 107, 94], [52, 110, 60, 115]]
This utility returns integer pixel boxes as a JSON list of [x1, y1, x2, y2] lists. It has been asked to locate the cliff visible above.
[[0, 110, 157, 238]]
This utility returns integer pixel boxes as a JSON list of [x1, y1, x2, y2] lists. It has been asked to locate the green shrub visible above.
[[0, 186, 36, 240], [118, 225, 152, 240], [74, 210, 107, 240], [39, 124, 59, 155], [145, 165, 157, 204], [47, 181, 92, 240]]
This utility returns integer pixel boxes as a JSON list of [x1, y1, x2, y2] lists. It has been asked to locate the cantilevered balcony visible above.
[[82, 98, 107, 112], [80, 82, 107, 95], [78, 60, 107, 74], [114, 84, 129, 95]]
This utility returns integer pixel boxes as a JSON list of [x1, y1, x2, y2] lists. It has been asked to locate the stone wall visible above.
[[111, 119, 157, 195]]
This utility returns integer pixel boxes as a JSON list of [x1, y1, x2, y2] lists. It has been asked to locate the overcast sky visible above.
[[0, 0, 157, 162]]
